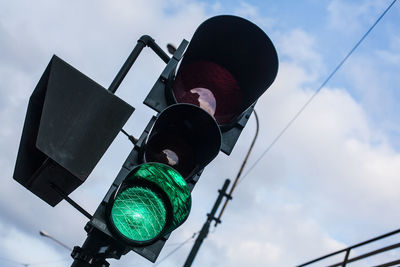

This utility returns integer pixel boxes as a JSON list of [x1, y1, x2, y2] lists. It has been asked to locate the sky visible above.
[[0, 0, 400, 266]]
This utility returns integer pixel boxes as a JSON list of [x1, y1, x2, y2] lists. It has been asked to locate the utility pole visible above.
[[183, 179, 231, 267], [183, 110, 259, 267]]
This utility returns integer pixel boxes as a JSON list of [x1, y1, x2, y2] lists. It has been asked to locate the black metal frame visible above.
[[71, 35, 175, 267], [298, 228, 400, 267]]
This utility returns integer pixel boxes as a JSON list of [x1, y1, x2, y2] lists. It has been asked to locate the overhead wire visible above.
[[0, 256, 27, 266], [0, 256, 70, 266], [238, 0, 398, 184], [215, 110, 259, 223], [28, 259, 70, 266], [152, 232, 198, 266]]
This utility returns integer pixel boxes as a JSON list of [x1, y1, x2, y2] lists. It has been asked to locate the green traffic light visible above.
[[111, 186, 167, 242], [109, 163, 191, 244]]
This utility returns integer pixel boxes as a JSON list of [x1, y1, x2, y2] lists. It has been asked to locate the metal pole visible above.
[[50, 182, 92, 220], [183, 179, 231, 267], [71, 230, 116, 267], [108, 35, 170, 94], [342, 249, 350, 267]]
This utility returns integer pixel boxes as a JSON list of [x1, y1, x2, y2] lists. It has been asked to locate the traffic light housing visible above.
[[85, 15, 278, 263], [12, 14, 278, 266], [87, 103, 222, 262]]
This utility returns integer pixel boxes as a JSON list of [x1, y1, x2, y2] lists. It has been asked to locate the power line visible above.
[[152, 232, 198, 266], [0, 256, 69, 266], [217, 110, 259, 220], [0, 256, 27, 266], [29, 259, 70, 266], [239, 0, 398, 183]]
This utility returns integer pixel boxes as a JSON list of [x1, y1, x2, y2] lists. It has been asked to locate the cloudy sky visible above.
[[1, 0, 400, 266]]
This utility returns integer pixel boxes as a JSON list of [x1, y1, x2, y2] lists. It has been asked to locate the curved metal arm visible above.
[[108, 35, 170, 94]]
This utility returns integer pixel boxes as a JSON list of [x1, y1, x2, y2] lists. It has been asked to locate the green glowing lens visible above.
[[133, 163, 191, 234], [110, 163, 191, 243], [111, 186, 166, 241]]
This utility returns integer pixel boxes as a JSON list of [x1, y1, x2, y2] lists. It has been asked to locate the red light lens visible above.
[[173, 61, 242, 125]]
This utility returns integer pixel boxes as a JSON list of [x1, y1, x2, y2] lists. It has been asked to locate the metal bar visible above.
[[373, 259, 400, 267], [342, 249, 350, 267], [108, 39, 146, 93], [298, 228, 400, 266], [347, 242, 400, 264], [108, 35, 170, 94], [50, 183, 92, 220], [147, 38, 171, 64], [327, 242, 400, 267], [64, 196, 93, 220], [183, 179, 231, 267]]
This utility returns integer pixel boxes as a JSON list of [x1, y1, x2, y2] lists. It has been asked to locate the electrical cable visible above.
[[215, 110, 259, 223], [0, 256, 70, 266], [0, 256, 27, 266], [153, 232, 198, 266], [28, 258, 70, 266], [238, 0, 398, 184]]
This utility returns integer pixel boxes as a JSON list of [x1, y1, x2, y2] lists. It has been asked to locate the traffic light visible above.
[[107, 162, 191, 246], [80, 15, 278, 264], [12, 13, 278, 266], [85, 103, 222, 262], [104, 103, 221, 247]]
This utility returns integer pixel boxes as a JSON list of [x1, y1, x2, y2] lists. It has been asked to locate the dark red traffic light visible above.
[[173, 61, 242, 125], [170, 15, 278, 128]]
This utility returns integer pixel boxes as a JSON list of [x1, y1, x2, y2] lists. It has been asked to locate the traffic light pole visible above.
[[71, 227, 126, 267], [183, 179, 231, 267]]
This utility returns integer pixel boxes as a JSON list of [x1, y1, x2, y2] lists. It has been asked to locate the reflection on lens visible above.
[[189, 88, 216, 116], [173, 61, 242, 124], [162, 149, 179, 166], [145, 131, 195, 178]]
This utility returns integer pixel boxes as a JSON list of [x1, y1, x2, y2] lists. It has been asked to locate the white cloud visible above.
[[1, 1, 400, 267], [0, 220, 71, 267], [327, 0, 387, 34], [233, 2, 275, 29], [376, 34, 400, 64], [276, 29, 325, 80]]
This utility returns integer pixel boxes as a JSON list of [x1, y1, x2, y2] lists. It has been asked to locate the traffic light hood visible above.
[[172, 15, 278, 127], [13, 56, 133, 206]]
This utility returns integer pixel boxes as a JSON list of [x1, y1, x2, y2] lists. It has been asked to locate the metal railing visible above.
[[297, 228, 400, 267]]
